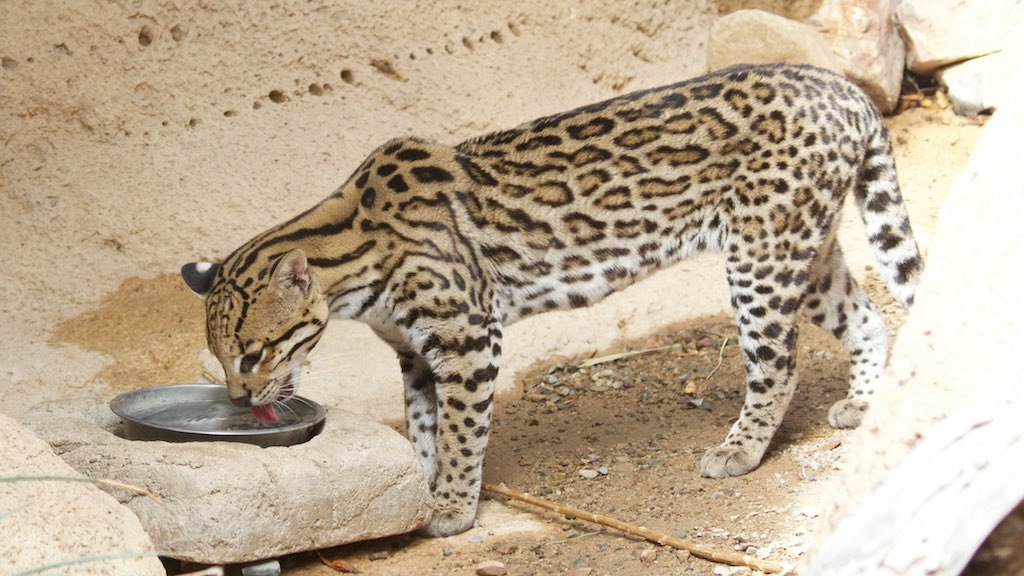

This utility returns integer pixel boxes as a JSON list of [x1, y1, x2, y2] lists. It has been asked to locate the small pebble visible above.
[[799, 506, 820, 518], [578, 468, 599, 479], [442, 547, 453, 557], [469, 533, 485, 543], [475, 560, 508, 576], [639, 548, 658, 563], [368, 551, 389, 561], [597, 466, 609, 475], [239, 559, 281, 576]]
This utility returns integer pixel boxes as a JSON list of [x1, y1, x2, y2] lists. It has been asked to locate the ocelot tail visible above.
[[182, 63, 922, 536]]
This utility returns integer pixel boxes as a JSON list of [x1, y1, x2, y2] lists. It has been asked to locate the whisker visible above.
[[306, 346, 357, 359]]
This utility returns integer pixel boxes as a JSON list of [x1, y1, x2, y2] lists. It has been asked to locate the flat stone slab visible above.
[[20, 398, 432, 565]]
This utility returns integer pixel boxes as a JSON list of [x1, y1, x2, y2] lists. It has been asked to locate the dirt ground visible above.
[[50, 104, 1022, 575]]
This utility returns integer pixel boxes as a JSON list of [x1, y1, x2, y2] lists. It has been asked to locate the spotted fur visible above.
[[182, 64, 922, 536]]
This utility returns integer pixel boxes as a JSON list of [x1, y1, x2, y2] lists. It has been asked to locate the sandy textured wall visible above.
[[1, 0, 719, 416]]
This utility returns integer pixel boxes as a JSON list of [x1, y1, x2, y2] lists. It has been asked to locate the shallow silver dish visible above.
[[110, 383, 326, 447]]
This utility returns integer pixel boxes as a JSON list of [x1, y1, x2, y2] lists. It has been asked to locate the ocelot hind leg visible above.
[[802, 234, 889, 429], [701, 242, 812, 478]]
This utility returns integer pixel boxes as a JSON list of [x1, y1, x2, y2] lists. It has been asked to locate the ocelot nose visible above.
[[230, 394, 252, 407]]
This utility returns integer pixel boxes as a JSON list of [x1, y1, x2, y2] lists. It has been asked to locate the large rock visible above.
[[20, 399, 433, 564], [937, 51, 1015, 116], [809, 0, 904, 113], [0, 413, 164, 576], [804, 55, 1024, 575], [707, 9, 843, 73], [898, 0, 1024, 74]]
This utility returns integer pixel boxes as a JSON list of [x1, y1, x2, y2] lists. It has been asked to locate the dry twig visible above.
[[704, 337, 730, 381], [179, 568, 225, 576], [483, 482, 788, 573], [317, 550, 361, 573], [577, 343, 681, 368]]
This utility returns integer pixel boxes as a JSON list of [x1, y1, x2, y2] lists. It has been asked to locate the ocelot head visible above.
[[181, 249, 329, 421]]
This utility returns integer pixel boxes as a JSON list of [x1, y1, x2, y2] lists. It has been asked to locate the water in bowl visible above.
[[136, 400, 305, 432]]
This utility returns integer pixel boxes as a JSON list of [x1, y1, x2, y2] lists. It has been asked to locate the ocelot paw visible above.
[[828, 398, 867, 429], [421, 506, 476, 537], [700, 444, 762, 478]]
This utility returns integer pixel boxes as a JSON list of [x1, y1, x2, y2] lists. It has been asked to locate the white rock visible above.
[[19, 398, 433, 564], [803, 55, 1024, 576], [898, 0, 1024, 73], [707, 10, 843, 73], [809, 0, 904, 113], [0, 413, 164, 576], [799, 505, 821, 518], [578, 468, 599, 479], [937, 51, 1015, 116]]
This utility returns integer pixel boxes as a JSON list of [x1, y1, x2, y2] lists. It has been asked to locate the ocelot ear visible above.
[[273, 249, 313, 297], [181, 262, 221, 298]]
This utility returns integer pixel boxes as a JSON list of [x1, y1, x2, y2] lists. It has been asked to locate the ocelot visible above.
[[182, 63, 922, 536]]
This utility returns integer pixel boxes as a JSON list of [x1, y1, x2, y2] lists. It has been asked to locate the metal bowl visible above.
[[109, 383, 326, 447]]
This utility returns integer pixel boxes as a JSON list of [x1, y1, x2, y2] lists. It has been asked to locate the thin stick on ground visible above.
[[704, 336, 730, 381], [482, 482, 788, 574], [577, 343, 681, 368]]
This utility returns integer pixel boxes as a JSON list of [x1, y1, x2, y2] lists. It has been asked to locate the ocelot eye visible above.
[[239, 349, 264, 374]]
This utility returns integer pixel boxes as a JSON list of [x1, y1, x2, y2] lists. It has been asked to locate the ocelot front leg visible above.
[[701, 239, 814, 478], [398, 350, 439, 484], [403, 313, 503, 537]]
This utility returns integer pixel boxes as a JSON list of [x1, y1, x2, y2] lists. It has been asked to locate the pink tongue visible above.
[[251, 404, 279, 423]]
